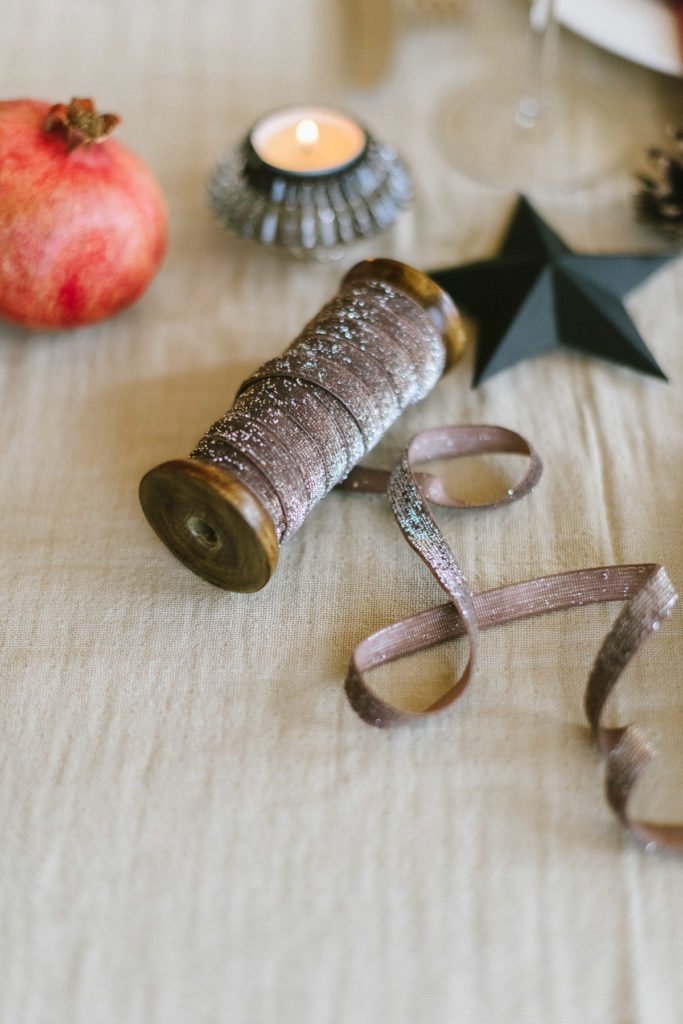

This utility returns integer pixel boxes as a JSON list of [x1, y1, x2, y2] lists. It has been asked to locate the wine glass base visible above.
[[437, 75, 631, 193]]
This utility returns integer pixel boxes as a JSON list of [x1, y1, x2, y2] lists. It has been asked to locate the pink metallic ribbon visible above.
[[191, 276, 446, 539], [343, 425, 682, 852], [186, 268, 680, 851]]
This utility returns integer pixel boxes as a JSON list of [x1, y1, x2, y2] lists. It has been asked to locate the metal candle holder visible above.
[[208, 108, 415, 261]]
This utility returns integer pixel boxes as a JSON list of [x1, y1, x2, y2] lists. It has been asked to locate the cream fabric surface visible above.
[[2, 2, 683, 1022]]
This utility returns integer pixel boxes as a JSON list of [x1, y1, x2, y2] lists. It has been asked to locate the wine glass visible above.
[[437, 0, 629, 192]]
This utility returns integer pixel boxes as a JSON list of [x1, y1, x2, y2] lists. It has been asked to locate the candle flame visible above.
[[295, 118, 319, 150]]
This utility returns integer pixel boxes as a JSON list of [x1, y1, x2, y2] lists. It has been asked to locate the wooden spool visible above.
[[139, 259, 464, 593]]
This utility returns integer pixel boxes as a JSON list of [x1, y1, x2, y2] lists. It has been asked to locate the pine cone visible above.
[[636, 129, 683, 237]]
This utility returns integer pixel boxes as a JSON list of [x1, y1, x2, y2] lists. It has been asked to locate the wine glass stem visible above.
[[515, 0, 559, 130]]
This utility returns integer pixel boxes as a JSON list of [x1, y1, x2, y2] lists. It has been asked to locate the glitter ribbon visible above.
[[191, 276, 446, 538], [343, 425, 682, 853], [184, 268, 680, 850]]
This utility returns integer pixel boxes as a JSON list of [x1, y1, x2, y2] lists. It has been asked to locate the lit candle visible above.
[[250, 106, 367, 175]]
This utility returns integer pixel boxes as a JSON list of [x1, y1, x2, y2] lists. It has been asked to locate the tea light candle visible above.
[[250, 105, 367, 176]]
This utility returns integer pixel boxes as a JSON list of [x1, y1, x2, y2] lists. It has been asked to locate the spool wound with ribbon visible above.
[[139, 258, 682, 851], [139, 258, 465, 592]]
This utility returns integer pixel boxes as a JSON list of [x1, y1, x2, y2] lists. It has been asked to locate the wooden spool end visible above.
[[139, 459, 279, 592], [342, 258, 466, 368]]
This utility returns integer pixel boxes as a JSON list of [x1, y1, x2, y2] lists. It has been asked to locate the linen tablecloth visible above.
[[2, 2, 682, 1021]]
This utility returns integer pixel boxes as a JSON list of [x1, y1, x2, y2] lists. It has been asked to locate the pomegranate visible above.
[[0, 97, 167, 330]]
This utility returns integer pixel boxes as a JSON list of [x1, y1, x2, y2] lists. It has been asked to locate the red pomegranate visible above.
[[0, 97, 167, 330]]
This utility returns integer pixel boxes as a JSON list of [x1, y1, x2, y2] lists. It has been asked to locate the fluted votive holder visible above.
[[208, 105, 414, 261]]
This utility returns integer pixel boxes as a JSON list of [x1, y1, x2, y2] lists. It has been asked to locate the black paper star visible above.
[[431, 197, 672, 386]]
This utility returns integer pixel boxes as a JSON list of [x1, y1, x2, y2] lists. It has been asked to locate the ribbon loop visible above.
[[343, 425, 682, 852]]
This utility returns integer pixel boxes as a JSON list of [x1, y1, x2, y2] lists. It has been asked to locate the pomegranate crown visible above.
[[44, 97, 121, 152]]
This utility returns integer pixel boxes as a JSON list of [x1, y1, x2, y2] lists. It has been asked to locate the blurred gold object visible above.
[[398, 0, 468, 16], [347, 0, 395, 87], [346, 0, 469, 86]]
